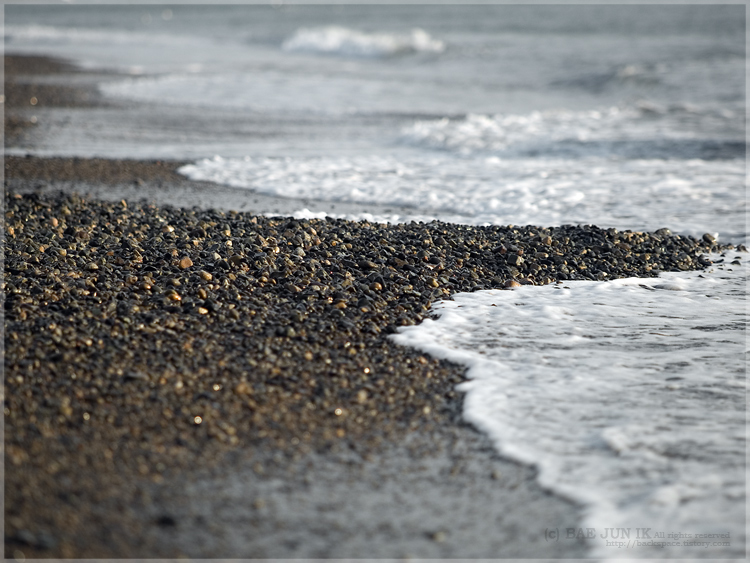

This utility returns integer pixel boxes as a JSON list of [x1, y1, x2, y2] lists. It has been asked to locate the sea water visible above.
[[5, 4, 746, 557]]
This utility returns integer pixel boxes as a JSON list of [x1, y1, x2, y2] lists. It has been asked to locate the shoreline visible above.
[[0, 54, 593, 558], [4, 155, 439, 220], [4, 178, 595, 558], [3, 54, 737, 558], [3, 162, 729, 558]]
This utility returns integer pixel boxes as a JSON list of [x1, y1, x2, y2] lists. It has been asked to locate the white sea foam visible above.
[[391, 258, 747, 557], [401, 105, 744, 157], [178, 154, 744, 240], [282, 26, 445, 58]]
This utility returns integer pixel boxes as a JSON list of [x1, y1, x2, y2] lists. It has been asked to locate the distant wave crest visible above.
[[5, 24, 140, 45], [401, 104, 744, 160], [282, 26, 445, 58]]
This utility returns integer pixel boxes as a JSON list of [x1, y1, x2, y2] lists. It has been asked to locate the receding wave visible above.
[[392, 259, 747, 559], [281, 26, 445, 58], [178, 154, 744, 239]]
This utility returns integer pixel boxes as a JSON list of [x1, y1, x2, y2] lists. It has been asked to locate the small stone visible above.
[[504, 280, 522, 288], [179, 257, 193, 269], [702, 233, 716, 244], [14, 529, 36, 546], [85, 262, 98, 271], [431, 531, 446, 543], [199, 270, 212, 281], [234, 382, 251, 395], [506, 255, 524, 267], [155, 515, 176, 527]]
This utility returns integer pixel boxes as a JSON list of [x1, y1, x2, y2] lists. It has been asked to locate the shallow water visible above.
[[5, 4, 746, 557], [392, 258, 747, 557]]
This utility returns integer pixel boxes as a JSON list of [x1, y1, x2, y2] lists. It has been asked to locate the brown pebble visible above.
[[504, 280, 522, 288], [179, 257, 193, 269], [199, 270, 212, 281], [235, 382, 251, 395]]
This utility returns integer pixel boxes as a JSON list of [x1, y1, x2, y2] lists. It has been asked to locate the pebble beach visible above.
[[3, 160, 730, 557], [3, 4, 745, 555]]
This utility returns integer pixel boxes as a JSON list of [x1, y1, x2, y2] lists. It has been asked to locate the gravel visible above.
[[3, 184, 736, 557]]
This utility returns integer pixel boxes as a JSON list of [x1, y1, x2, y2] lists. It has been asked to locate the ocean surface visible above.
[[5, 4, 746, 557]]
